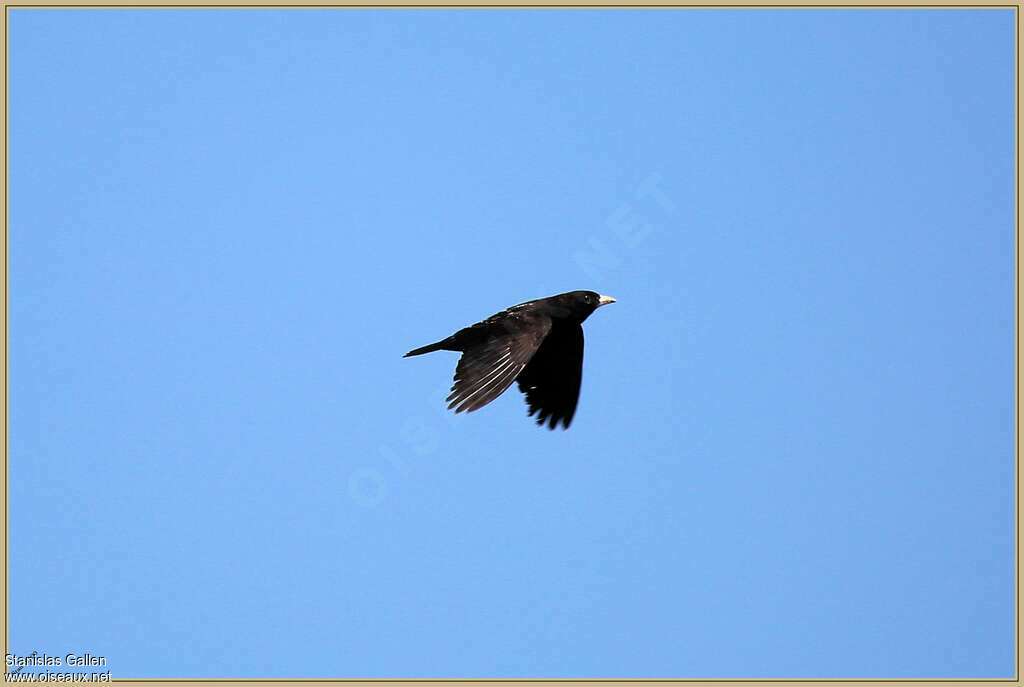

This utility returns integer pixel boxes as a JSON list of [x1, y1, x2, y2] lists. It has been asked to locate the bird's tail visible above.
[[403, 339, 451, 358]]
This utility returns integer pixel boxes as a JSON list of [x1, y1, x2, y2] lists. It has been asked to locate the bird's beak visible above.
[[597, 295, 617, 307]]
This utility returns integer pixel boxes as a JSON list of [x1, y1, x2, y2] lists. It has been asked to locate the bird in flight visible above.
[[404, 290, 616, 429]]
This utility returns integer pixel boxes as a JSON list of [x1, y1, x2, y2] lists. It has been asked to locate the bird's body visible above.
[[404, 290, 616, 429]]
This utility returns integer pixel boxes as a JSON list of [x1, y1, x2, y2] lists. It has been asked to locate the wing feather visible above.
[[515, 322, 585, 429], [455, 361, 527, 413], [445, 312, 552, 415]]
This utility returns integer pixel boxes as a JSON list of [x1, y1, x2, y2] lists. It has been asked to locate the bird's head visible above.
[[556, 290, 616, 321]]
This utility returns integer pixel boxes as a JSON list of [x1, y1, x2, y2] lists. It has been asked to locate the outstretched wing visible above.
[[446, 312, 552, 414], [515, 322, 584, 430]]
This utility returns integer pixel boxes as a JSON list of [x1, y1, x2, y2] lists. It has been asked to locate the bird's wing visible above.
[[515, 322, 584, 429], [446, 313, 552, 414]]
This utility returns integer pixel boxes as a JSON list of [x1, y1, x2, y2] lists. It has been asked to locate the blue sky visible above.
[[8, 8, 1015, 678]]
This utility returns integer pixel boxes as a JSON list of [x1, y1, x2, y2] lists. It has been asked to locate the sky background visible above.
[[8, 8, 1016, 679]]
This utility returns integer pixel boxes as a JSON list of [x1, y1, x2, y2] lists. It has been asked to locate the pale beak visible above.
[[597, 295, 617, 307]]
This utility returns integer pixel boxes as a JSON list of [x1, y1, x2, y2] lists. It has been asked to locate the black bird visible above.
[[404, 290, 616, 429]]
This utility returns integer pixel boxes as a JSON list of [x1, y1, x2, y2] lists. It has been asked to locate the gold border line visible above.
[[0, 3, 1022, 8], [0, 3, 1018, 685], [3, 0, 10, 678]]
